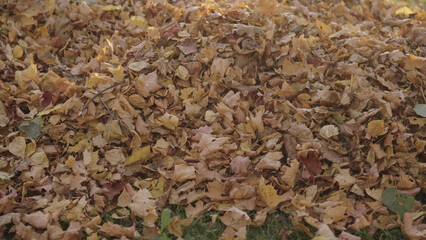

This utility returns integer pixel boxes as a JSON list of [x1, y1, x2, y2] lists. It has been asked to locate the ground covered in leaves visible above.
[[0, 0, 425, 239]]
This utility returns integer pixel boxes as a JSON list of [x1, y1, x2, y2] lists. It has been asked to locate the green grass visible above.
[[183, 212, 226, 240], [415, 189, 425, 205], [246, 213, 287, 240], [96, 206, 412, 240], [181, 209, 312, 240], [349, 228, 407, 240]]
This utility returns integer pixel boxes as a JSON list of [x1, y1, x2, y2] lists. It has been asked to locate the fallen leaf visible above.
[[381, 188, 414, 220], [19, 116, 44, 139], [13, 45, 24, 58], [366, 120, 388, 138], [174, 164, 196, 182], [413, 104, 426, 117], [128, 61, 150, 72], [124, 145, 151, 165], [395, 6, 414, 16], [7, 136, 26, 157], [402, 212, 425, 240], [230, 156, 251, 174], [319, 125, 339, 139], [258, 177, 282, 209], [128, 189, 158, 227], [255, 152, 283, 171]]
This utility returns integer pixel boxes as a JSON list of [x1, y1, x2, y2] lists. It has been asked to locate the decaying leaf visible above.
[[18, 116, 44, 139], [381, 188, 414, 220]]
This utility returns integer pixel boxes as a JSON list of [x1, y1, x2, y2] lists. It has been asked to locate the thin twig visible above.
[[99, 91, 130, 140], [79, 80, 126, 115], [99, 95, 114, 117]]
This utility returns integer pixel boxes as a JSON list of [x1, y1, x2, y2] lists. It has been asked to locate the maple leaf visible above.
[[128, 189, 158, 227], [258, 177, 282, 209]]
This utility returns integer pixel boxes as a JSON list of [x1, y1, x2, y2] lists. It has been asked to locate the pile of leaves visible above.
[[0, 0, 425, 239]]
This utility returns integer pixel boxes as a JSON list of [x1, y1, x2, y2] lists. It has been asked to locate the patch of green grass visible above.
[[59, 219, 70, 230], [180, 209, 312, 240], [246, 213, 286, 240], [246, 212, 312, 240], [349, 229, 371, 240], [100, 206, 409, 240], [2, 223, 15, 240], [183, 211, 226, 240], [349, 228, 407, 240], [101, 207, 133, 227], [415, 189, 425, 205], [375, 228, 407, 240]]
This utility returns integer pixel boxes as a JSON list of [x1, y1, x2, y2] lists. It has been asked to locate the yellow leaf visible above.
[[101, 5, 122, 11], [13, 45, 23, 58], [415, 10, 425, 21], [38, 104, 63, 116], [366, 120, 388, 138], [130, 16, 148, 28], [124, 145, 151, 165], [258, 177, 282, 209], [34, 26, 50, 39], [87, 73, 110, 88], [395, 6, 413, 17], [112, 65, 124, 82], [150, 178, 165, 198], [43, 0, 56, 15], [16, 64, 39, 89], [316, 19, 332, 37], [168, 216, 192, 237], [312, 237, 329, 240]]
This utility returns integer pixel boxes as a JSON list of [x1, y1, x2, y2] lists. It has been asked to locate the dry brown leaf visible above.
[[174, 164, 196, 182], [128, 189, 158, 227], [366, 120, 388, 138], [255, 152, 283, 171]]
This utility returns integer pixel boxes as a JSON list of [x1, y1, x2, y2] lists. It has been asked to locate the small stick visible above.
[[99, 95, 131, 139], [99, 95, 114, 117], [79, 80, 126, 115], [99, 91, 131, 140]]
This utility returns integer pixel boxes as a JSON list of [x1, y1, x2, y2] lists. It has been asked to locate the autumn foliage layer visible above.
[[0, 0, 425, 239]]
